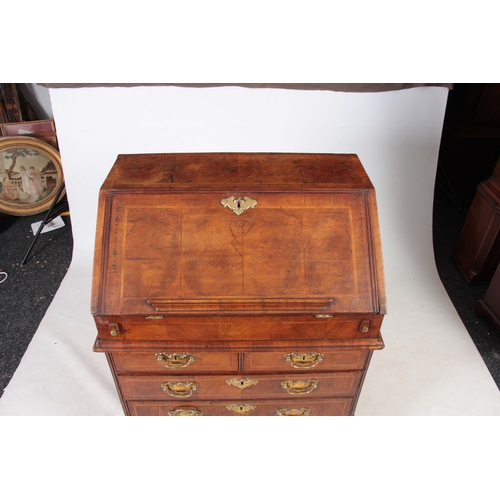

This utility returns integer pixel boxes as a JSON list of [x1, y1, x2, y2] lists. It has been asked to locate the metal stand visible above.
[[21, 182, 68, 265]]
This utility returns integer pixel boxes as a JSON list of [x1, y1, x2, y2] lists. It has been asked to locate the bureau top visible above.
[[92, 153, 385, 318], [100, 153, 374, 191]]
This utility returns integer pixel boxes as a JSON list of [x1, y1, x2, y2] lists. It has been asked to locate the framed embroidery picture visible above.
[[0, 136, 64, 216]]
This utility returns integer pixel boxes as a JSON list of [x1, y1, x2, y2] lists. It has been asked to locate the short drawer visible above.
[[244, 349, 368, 372], [111, 351, 238, 374], [127, 398, 354, 416], [117, 371, 362, 401]]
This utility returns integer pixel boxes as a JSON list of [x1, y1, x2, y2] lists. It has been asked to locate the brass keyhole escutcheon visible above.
[[221, 196, 257, 215], [226, 404, 257, 414], [226, 378, 259, 390]]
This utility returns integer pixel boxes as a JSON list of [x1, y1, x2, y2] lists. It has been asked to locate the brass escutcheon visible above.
[[168, 408, 203, 416], [276, 407, 311, 416], [226, 404, 257, 414], [156, 352, 196, 369], [284, 352, 324, 369], [161, 381, 199, 398], [225, 378, 259, 390], [221, 196, 257, 215], [281, 378, 318, 395]]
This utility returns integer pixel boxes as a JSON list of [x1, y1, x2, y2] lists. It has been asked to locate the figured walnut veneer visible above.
[[92, 153, 386, 416]]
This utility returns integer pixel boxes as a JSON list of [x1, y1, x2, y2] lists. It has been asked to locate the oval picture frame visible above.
[[0, 136, 64, 216]]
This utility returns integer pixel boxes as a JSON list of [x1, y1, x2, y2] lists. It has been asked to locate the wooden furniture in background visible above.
[[91, 153, 386, 416], [437, 84, 500, 210], [475, 260, 500, 331], [453, 157, 500, 285], [0, 84, 23, 123]]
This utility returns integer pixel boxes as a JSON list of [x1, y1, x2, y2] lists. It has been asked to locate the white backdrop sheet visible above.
[[1, 85, 499, 415]]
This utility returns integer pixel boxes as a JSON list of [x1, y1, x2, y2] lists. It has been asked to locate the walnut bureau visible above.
[[91, 153, 386, 416]]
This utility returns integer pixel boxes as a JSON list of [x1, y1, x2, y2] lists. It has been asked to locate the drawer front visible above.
[[112, 351, 238, 374], [117, 371, 362, 401], [245, 350, 368, 372], [127, 398, 354, 416]]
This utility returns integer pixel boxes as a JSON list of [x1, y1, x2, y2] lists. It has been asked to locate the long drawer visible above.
[[127, 398, 354, 416], [117, 371, 362, 401]]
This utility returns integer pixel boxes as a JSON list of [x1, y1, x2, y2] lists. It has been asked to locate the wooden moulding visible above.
[[147, 298, 334, 314], [93, 335, 385, 353]]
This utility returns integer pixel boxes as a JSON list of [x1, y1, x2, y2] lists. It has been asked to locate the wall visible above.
[[17, 83, 53, 120]]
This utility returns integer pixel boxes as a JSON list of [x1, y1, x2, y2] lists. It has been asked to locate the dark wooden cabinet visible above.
[[453, 157, 500, 284], [92, 153, 386, 416]]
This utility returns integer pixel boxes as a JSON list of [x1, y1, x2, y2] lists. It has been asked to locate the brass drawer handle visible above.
[[276, 407, 311, 416], [161, 381, 199, 398], [281, 378, 318, 395], [168, 408, 203, 416], [156, 352, 196, 369], [284, 352, 324, 369], [226, 404, 257, 414], [226, 378, 259, 390]]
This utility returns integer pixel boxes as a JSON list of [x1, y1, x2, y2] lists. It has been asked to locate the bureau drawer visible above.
[[117, 371, 362, 401], [245, 349, 368, 372], [127, 398, 354, 416], [111, 351, 238, 374]]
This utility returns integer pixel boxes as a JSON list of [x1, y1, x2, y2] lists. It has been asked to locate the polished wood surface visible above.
[[118, 371, 362, 401], [91, 153, 385, 317], [112, 350, 239, 374], [92, 313, 384, 342], [244, 349, 369, 372], [92, 153, 385, 416]]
